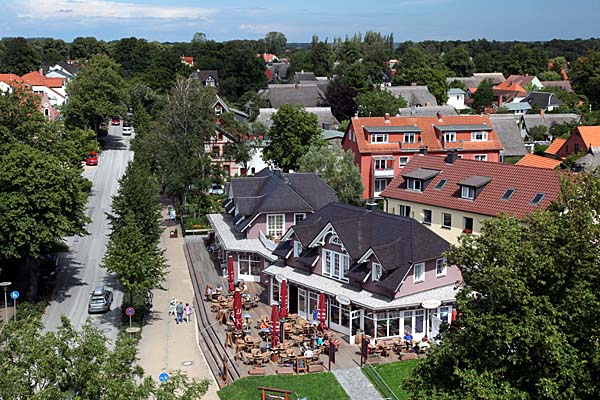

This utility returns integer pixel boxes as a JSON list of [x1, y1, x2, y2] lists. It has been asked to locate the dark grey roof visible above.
[[490, 115, 528, 157], [267, 63, 290, 81], [458, 176, 492, 188], [402, 168, 440, 181], [191, 70, 219, 86], [520, 92, 563, 109], [257, 84, 324, 108], [541, 81, 573, 92], [348, 263, 369, 281], [446, 77, 477, 88], [573, 146, 600, 172], [522, 113, 581, 131], [289, 72, 317, 83], [386, 86, 437, 107], [296, 247, 319, 266], [397, 105, 458, 117], [57, 60, 80, 76], [434, 124, 493, 132], [364, 125, 422, 133], [273, 240, 292, 258]]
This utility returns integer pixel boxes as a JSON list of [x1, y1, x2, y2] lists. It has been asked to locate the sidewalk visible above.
[[137, 211, 219, 400], [332, 368, 384, 400]]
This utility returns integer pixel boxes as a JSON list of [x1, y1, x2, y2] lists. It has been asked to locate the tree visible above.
[[571, 51, 600, 109], [298, 143, 364, 205], [473, 50, 506, 73], [538, 70, 563, 81], [323, 77, 357, 121], [263, 105, 322, 172], [395, 65, 449, 105], [219, 41, 268, 101], [311, 37, 334, 76], [63, 54, 129, 131], [409, 173, 600, 399], [356, 88, 407, 117], [70, 36, 109, 60], [527, 125, 548, 141], [472, 78, 494, 110], [549, 121, 578, 139], [0, 37, 41, 75], [263, 32, 287, 55], [191, 32, 207, 43], [443, 46, 475, 77]]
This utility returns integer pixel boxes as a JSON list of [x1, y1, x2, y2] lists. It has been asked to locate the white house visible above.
[[446, 88, 467, 110], [21, 70, 67, 106]]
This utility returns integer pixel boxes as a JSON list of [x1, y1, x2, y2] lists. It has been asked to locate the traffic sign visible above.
[[125, 307, 135, 316], [10, 290, 19, 300], [159, 372, 169, 382]]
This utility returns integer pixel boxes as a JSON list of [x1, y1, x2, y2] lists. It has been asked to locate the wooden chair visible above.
[[241, 351, 254, 365], [282, 322, 293, 339]]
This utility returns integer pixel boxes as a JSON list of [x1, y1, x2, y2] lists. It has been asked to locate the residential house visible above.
[[493, 81, 529, 107], [396, 105, 457, 117], [342, 114, 503, 199], [321, 129, 344, 146], [289, 71, 317, 83], [544, 138, 567, 158], [505, 74, 543, 90], [266, 62, 290, 83], [21, 70, 67, 106], [265, 202, 457, 343], [180, 56, 194, 67], [255, 83, 325, 109], [0, 73, 21, 93], [191, 70, 220, 91], [520, 113, 581, 140], [386, 85, 437, 107], [446, 88, 467, 110], [573, 146, 600, 172], [489, 115, 528, 160], [515, 153, 562, 169], [446, 73, 506, 92], [501, 102, 531, 116], [541, 80, 573, 92], [255, 107, 339, 130], [36, 92, 60, 121], [207, 169, 338, 284], [520, 92, 563, 112], [260, 53, 279, 64], [381, 154, 562, 245], [552, 126, 600, 159], [46, 60, 80, 80]]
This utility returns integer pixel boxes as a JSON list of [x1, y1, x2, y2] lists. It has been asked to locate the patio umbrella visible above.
[[279, 279, 288, 318], [227, 255, 235, 293], [233, 289, 243, 330], [271, 303, 280, 347], [318, 292, 327, 331], [451, 309, 458, 323]]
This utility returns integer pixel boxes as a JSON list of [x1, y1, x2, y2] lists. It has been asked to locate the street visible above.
[[42, 123, 133, 344]]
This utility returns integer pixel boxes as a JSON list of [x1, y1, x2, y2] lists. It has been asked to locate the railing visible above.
[[441, 140, 465, 150], [373, 168, 395, 178], [362, 360, 400, 400]]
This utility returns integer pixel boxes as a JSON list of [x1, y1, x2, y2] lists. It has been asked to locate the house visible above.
[[386, 85, 437, 107], [446, 76, 477, 90], [260, 53, 279, 64], [505, 75, 543, 90], [446, 88, 467, 110], [396, 105, 457, 117], [321, 129, 344, 146], [541, 80, 573, 92], [36, 92, 60, 121], [515, 153, 561, 169], [573, 146, 600, 172], [264, 202, 457, 343], [342, 114, 503, 199], [266, 62, 290, 82], [255, 107, 339, 130], [552, 126, 600, 159], [207, 169, 338, 284], [381, 153, 562, 245], [46, 60, 80, 80], [500, 102, 531, 116], [289, 71, 317, 84], [191, 70, 219, 91], [0, 73, 21, 93], [180, 56, 194, 67], [545, 138, 567, 158], [489, 115, 528, 160], [493, 81, 529, 107], [520, 92, 563, 112], [21, 70, 67, 106], [520, 113, 580, 140], [255, 83, 325, 109], [446, 73, 506, 92]]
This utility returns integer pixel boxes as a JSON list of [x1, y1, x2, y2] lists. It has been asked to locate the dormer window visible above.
[[444, 132, 456, 142], [329, 235, 343, 246], [457, 176, 492, 201], [461, 186, 475, 200], [372, 262, 383, 281], [406, 178, 422, 191], [371, 134, 388, 143], [403, 133, 416, 143], [471, 131, 488, 141], [402, 168, 439, 192]]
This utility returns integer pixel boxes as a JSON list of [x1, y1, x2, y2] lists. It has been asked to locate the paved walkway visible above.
[[332, 367, 384, 400], [137, 211, 219, 399]]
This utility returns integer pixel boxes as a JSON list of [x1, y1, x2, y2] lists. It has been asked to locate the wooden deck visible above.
[[184, 238, 403, 388]]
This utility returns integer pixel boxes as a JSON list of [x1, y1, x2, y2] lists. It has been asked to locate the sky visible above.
[[1, 0, 599, 43]]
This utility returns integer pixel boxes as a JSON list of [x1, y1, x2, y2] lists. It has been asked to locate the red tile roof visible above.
[[348, 115, 503, 154], [544, 138, 567, 156], [576, 126, 600, 148], [21, 71, 64, 88], [180, 56, 194, 66], [506, 75, 535, 87], [0, 73, 22, 84], [381, 155, 562, 219], [494, 80, 527, 93], [515, 154, 561, 169]]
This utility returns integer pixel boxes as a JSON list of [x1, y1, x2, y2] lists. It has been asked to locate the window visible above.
[[322, 123, 331, 130], [422, 209, 432, 225], [406, 178, 422, 191], [436, 258, 447, 277], [575, 144, 579, 153], [371, 134, 388, 143], [463, 217, 473, 233], [530, 193, 545, 205], [374, 159, 388, 170], [374, 179, 388, 193], [461, 186, 475, 200], [294, 213, 306, 225], [267, 214, 284, 238], [403, 133, 416, 143], [501, 189, 515, 200], [322, 249, 350, 282], [474, 154, 487, 161], [372, 262, 383, 281], [294, 241, 302, 258], [442, 213, 452, 229], [329, 235, 343, 246], [435, 179, 447, 189], [413, 262, 425, 282], [238, 253, 262, 276], [399, 205, 411, 217], [399, 156, 409, 166], [471, 131, 488, 141], [444, 132, 456, 142]]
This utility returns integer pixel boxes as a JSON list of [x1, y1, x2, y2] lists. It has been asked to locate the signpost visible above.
[[125, 307, 135, 328], [10, 290, 19, 322], [159, 372, 169, 383], [0, 282, 11, 323]]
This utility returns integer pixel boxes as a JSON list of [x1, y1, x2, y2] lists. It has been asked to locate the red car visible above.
[[85, 151, 98, 166], [111, 118, 120, 125]]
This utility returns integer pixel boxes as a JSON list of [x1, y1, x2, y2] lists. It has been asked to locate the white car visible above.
[[209, 184, 224, 195], [122, 126, 132, 136]]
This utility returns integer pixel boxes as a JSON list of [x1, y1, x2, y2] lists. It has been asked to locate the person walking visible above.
[[169, 297, 177, 316], [184, 303, 192, 323], [176, 301, 184, 324]]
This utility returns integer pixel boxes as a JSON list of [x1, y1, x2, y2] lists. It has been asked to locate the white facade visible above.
[[30, 85, 67, 106], [447, 88, 467, 110]]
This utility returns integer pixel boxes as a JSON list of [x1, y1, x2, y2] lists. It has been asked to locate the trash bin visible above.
[[170, 229, 178, 238]]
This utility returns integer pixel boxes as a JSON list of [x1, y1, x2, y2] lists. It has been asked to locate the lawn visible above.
[[218, 372, 348, 400], [362, 360, 418, 400]]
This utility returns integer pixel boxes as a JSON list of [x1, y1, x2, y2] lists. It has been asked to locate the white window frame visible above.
[[436, 258, 447, 277], [371, 134, 388, 143], [422, 209, 432, 225], [374, 179, 388, 193], [406, 178, 422, 191], [442, 213, 452, 229], [413, 262, 425, 283], [403, 133, 416, 143], [294, 241, 302, 258], [461, 186, 475, 200], [374, 159, 387, 170], [471, 131, 488, 141], [474, 154, 487, 161], [267, 214, 285, 238], [444, 132, 456, 142], [399, 205, 411, 218], [322, 249, 350, 283], [372, 262, 383, 282], [399, 156, 409, 166], [294, 213, 306, 225]]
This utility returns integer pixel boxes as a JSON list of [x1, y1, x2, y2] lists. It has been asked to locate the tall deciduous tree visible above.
[[472, 78, 495, 110], [356, 89, 407, 117], [0, 37, 41, 75], [263, 104, 322, 172], [323, 77, 357, 122], [443, 46, 475, 77], [263, 32, 287, 55], [571, 50, 600, 109]]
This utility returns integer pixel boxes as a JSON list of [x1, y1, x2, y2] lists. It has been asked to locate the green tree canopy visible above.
[[472, 78, 495, 110], [356, 88, 407, 117], [443, 46, 475, 77], [263, 32, 287, 55], [571, 50, 600, 109], [323, 77, 357, 122], [0, 37, 41, 75]]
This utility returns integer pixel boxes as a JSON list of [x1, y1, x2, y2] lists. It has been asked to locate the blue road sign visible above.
[[125, 307, 135, 316], [10, 290, 19, 300], [159, 372, 169, 382]]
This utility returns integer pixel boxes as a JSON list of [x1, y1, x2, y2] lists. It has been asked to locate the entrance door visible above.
[[349, 309, 363, 345]]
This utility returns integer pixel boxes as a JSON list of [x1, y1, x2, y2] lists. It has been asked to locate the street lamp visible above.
[[0, 282, 11, 323]]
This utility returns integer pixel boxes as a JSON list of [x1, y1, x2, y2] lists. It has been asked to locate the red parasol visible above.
[[233, 290, 243, 330], [227, 255, 235, 292], [451, 309, 457, 323], [318, 292, 327, 331], [279, 279, 288, 318], [271, 303, 280, 347]]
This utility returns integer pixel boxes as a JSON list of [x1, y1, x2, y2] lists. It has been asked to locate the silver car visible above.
[[88, 286, 113, 313]]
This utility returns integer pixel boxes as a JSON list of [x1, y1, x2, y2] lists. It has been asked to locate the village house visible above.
[[386, 85, 437, 107], [551, 125, 600, 159], [21, 69, 67, 106]]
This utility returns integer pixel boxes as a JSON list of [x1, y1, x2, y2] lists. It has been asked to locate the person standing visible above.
[[184, 303, 192, 323], [176, 302, 184, 324], [169, 297, 177, 316]]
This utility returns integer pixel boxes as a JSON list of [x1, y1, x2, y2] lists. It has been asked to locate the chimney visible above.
[[540, 109, 545, 118], [384, 113, 390, 122], [445, 150, 458, 164], [498, 95, 503, 108], [436, 112, 443, 122], [419, 146, 428, 156], [39, 68, 44, 75], [365, 199, 377, 211]]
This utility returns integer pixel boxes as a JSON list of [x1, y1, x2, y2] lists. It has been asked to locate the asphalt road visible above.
[[42, 123, 133, 344]]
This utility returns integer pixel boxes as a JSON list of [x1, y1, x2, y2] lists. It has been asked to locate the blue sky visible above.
[[1, 0, 599, 43]]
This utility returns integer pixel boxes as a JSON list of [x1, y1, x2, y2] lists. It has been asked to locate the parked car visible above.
[[111, 117, 120, 125], [38, 254, 59, 282], [209, 183, 224, 195], [85, 151, 98, 166], [122, 126, 132, 136], [88, 286, 113, 313]]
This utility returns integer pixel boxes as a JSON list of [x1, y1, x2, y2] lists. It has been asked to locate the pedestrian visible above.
[[176, 301, 184, 324], [184, 303, 192, 322], [169, 297, 177, 315]]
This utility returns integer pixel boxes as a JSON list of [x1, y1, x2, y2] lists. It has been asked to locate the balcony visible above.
[[373, 168, 395, 178], [441, 140, 465, 150]]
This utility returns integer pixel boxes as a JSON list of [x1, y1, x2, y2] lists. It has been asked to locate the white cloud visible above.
[[15, 0, 218, 20]]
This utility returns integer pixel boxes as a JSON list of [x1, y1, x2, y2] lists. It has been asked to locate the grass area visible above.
[[182, 215, 210, 230], [362, 360, 418, 400], [218, 372, 349, 400]]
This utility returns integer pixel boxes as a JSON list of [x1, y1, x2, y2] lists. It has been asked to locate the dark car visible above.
[[38, 254, 59, 282], [88, 286, 113, 313], [85, 151, 98, 166]]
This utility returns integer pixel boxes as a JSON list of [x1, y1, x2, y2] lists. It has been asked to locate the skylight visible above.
[[530, 193, 545, 205], [501, 189, 515, 200], [435, 179, 448, 189]]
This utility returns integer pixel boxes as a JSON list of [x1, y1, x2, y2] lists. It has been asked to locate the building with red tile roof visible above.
[[515, 153, 562, 169], [342, 114, 503, 199], [381, 154, 562, 244], [180, 56, 194, 67], [545, 138, 567, 157], [20, 70, 67, 106], [553, 126, 600, 159], [0, 73, 23, 93]]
